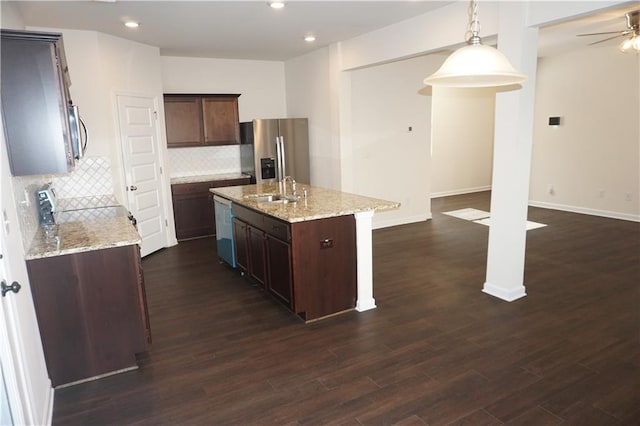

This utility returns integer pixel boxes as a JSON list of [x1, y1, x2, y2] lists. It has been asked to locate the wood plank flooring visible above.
[[52, 191, 640, 425]]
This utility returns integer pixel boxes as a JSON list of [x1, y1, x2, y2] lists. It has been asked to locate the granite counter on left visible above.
[[26, 204, 141, 260]]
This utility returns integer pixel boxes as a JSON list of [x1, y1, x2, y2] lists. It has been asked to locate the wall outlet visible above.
[[598, 189, 605, 198], [625, 192, 633, 202], [547, 184, 555, 195]]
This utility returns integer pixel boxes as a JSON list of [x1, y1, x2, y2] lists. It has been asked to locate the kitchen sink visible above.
[[244, 193, 297, 204]]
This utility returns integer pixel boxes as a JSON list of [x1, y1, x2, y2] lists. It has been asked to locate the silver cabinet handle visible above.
[[129, 185, 138, 191]]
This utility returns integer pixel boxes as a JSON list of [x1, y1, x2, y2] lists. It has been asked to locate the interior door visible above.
[[0, 125, 52, 425], [116, 94, 168, 257]]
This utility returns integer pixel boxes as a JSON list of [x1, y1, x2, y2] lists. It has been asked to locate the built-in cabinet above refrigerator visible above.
[[240, 118, 310, 184]]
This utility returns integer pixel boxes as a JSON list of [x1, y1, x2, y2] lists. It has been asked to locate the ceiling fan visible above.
[[577, 10, 640, 52]]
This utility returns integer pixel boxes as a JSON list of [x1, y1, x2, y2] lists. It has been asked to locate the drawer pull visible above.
[[320, 238, 333, 249]]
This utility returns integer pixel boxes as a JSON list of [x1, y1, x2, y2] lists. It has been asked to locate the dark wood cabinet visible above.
[[26, 245, 150, 387], [163, 96, 203, 147], [232, 203, 356, 321], [266, 234, 293, 307], [172, 177, 249, 241], [164, 94, 240, 148], [247, 224, 267, 288], [233, 219, 249, 271]]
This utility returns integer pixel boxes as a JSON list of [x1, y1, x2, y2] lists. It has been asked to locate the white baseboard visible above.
[[528, 200, 640, 223], [482, 282, 527, 302], [42, 384, 54, 426], [431, 186, 491, 199], [373, 213, 431, 230]]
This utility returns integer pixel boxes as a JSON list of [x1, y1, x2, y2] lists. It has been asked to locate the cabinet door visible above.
[[233, 219, 249, 271], [266, 235, 293, 308], [26, 246, 146, 386], [247, 225, 267, 288], [164, 96, 204, 147], [134, 246, 152, 349], [202, 96, 240, 146], [171, 182, 215, 240]]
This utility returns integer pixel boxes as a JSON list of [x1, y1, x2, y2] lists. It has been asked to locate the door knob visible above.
[[129, 185, 138, 191], [1, 280, 21, 297]]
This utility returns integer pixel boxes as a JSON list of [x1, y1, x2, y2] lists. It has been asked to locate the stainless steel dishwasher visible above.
[[214, 195, 236, 268]]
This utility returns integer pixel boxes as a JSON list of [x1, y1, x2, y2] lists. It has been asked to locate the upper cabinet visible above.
[[164, 94, 240, 148], [1, 30, 76, 176]]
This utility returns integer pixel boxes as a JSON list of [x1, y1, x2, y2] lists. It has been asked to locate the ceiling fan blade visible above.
[[577, 30, 628, 37], [588, 34, 626, 45]]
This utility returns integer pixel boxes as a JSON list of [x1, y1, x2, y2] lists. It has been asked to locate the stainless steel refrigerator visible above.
[[240, 118, 310, 184]]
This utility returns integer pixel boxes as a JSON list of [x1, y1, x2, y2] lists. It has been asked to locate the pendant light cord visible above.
[[465, 0, 482, 45]]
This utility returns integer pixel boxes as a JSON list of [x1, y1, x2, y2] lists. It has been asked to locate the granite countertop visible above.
[[211, 183, 400, 223], [26, 198, 141, 260], [170, 173, 251, 185]]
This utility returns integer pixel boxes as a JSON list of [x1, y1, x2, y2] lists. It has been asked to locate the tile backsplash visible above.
[[52, 157, 114, 199], [168, 145, 241, 177], [12, 156, 114, 251]]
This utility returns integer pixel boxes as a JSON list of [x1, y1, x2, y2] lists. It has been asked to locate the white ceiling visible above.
[[7, 1, 453, 61], [5, 1, 640, 61]]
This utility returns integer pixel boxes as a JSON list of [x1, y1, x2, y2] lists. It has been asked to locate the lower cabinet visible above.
[[247, 224, 267, 288], [172, 177, 249, 241], [233, 203, 356, 320], [266, 235, 293, 307], [26, 245, 150, 387]]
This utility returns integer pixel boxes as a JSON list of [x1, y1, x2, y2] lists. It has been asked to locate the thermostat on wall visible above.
[[548, 116, 561, 126]]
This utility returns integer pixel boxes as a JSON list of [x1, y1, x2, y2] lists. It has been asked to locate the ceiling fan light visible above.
[[619, 35, 640, 53], [424, 44, 527, 87]]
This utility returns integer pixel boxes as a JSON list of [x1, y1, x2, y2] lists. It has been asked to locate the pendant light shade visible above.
[[424, 0, 526, 88], [424, 44, 527, 87]]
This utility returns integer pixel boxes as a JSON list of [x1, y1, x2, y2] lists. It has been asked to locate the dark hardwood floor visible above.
[[52, 191, 640, 425]]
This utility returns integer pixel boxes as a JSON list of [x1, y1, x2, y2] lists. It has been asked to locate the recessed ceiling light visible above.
[[304, 35, 316, 42], [124, 21, 139, 28], [269, 1, 285, 9]]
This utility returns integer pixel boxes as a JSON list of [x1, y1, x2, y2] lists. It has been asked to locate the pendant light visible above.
[[424, 0, 526, 88]]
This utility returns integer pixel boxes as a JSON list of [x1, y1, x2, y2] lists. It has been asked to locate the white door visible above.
[[116, 94, 167, 257], [0, 127, 52, 425]]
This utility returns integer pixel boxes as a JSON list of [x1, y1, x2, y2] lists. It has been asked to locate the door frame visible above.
[[113, 91, 177, 255]]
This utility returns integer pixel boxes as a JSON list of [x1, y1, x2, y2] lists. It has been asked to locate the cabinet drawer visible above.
[[263, 215, 290, 242], [210, 178, 250, 188], [171, 182, 212, 196], [232, 203, 264, 229]]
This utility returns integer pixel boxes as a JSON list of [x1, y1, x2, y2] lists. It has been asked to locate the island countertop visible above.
[[210, 183, 400, 223]]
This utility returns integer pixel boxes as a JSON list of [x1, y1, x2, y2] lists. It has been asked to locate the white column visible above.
[[483, 2, 539, 302], [354, 210, 376, 311]]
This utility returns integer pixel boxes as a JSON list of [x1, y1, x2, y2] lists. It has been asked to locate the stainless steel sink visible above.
[[244, 193, 297, 204]]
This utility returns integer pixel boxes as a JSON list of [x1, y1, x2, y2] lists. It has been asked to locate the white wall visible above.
[[284, 47, 337, 188], [431, 85, 496, 197], [348, 55, 441, 228], [530, 45, 640, 220], [161, 56, 287, 121]]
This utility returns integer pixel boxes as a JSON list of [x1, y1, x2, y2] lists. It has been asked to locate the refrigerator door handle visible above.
[[275, 137, 282, 181], [279, 136, 286, 179]]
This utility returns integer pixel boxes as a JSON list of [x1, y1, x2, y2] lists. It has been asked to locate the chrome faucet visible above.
[[282, 175, 297, 201]]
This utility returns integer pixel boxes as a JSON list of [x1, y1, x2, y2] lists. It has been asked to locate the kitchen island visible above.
[[211, 183, 399, 321]]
